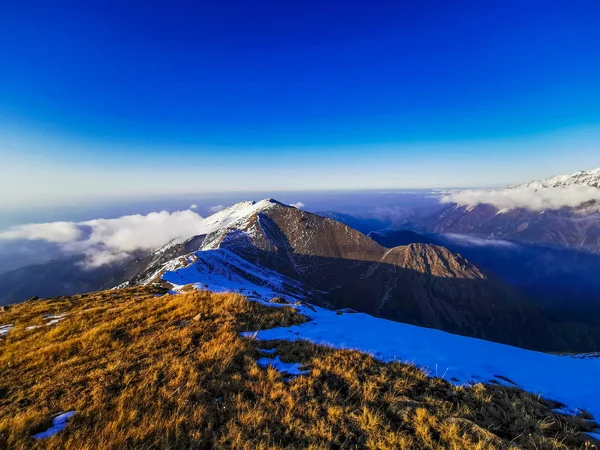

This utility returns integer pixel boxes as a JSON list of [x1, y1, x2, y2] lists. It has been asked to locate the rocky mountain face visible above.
[[418, 168, 600, 253], [151, 199, 583, 351]]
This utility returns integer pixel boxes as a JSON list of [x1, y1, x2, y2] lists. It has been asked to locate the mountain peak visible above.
[[510, 167, 600, 190]]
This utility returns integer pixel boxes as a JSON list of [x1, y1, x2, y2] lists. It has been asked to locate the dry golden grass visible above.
[[0, 286, 598, 449]]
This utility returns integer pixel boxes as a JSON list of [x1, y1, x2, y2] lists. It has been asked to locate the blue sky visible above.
[[1, 0, 599, 208]]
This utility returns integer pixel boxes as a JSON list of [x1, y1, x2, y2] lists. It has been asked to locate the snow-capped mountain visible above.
[[510, 167, 600, 190], [418, 167, 600, 253]]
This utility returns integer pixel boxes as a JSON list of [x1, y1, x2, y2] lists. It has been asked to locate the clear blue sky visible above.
[[1, 0, 599, 208]]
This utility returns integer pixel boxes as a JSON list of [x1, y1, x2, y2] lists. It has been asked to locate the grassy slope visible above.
[[0, 287, 598, 449]]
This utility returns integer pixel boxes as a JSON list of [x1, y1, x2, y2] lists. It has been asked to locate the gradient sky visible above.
[[1, 0, 599, 209]]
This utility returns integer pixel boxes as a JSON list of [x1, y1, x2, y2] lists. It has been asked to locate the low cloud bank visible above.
[[290, 202, 305, 209], [0, 221, 83, 242], [442, 185, 600, 211], [442, 233, 518, 248], [0, 210, 208, 267]]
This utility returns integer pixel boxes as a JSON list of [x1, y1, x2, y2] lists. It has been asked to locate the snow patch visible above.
[[32, 411, 76, 439], [45, 313, 67, 326], [0, 324, 13, 336], [161, 248, 310, 304], [257, 355, 309, 376]]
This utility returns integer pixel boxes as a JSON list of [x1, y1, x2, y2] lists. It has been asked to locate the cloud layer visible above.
[[0, 210, 208, 267], [442, 233, 518, 248], [442, 185, 600, 211]]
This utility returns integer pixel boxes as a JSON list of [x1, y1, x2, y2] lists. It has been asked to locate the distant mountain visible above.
[[510, 167, 600, 190], [417, 168, 600, 253]]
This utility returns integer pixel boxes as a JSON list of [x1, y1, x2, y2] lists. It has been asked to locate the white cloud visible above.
[[190, 204, 198, 209], [442, 233, 518, 248], [0, 209, 208, 267], [442, 186, 600, 212], [209, 205, 225, 213], [0, 221, 82, 242], [290, 202, 305, 209]]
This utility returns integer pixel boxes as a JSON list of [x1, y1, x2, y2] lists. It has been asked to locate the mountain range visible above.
[[2, 169, 600, 354]]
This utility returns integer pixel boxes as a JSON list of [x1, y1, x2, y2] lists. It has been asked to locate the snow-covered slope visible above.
[[151, 199, 276, 255], [243, 300, 600, 429], [161, 248, 312, 302], [200, 199, 277, 232], [510, 167, 600, 190]]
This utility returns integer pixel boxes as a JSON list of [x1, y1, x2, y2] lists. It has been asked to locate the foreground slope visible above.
[[1, 287, 598, 449]]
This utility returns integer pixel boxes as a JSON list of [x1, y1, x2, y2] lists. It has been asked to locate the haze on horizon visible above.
[[1, 1, 599, 209]]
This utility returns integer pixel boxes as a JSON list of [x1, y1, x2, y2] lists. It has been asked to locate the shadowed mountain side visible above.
[[0, 256, 131, 305], [201, 203, 597, 352], [367, 228, 600, 328], [227, 241, 598, 352], [0, 235, 208, 306]]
